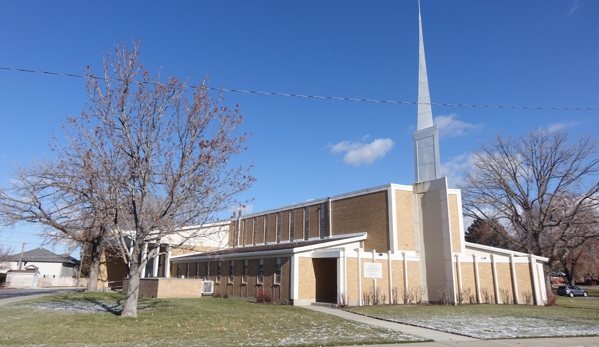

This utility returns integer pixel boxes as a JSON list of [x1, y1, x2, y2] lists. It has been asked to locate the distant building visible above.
[[3, 247, 79, 278]]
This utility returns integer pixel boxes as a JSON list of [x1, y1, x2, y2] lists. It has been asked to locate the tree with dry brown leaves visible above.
[[460, 129, 599, 285], [79, 41, 253, 317]]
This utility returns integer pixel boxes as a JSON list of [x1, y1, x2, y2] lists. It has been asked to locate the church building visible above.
[[166, 3, 548, 306]]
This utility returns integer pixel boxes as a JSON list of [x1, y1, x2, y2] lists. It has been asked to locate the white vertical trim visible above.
[[491, 254, 500, 304], [455, 254, 462, 303], [357, 251, 362, 306], [328, 197, 333, 237], [164, 245, 171, 278], [402, 252, 409, 298], [388, 186, 398, 253], [152, 247, 159, 278], [387, 250, 393, 304], [529, 254, 539, 305], [290, 254, 299, 300], [473, 255, 481, 303], [510, 254, 519, 304], [140, 242, 148, 279]]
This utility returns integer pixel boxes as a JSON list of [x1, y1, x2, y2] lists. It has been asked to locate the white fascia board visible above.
[[465, 242, 549, 262], [171, 233, 367, 263]]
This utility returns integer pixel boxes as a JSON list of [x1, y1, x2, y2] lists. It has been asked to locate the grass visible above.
[[348, 296, 599, 340], [0, 292, 427, 346]]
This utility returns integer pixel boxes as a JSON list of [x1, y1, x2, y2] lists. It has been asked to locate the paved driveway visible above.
[[0, 288, 80, 304]]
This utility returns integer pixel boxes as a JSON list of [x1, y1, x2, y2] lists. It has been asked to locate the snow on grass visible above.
[[352, 305, 599, 340]]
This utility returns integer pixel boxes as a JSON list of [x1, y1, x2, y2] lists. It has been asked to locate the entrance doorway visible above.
[[312, 258, 337, 302]]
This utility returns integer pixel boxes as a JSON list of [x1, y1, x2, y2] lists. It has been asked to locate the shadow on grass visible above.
[[83, 297, 123, 315]]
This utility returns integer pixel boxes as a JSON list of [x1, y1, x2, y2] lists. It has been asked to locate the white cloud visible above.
[[567, 0, 579, 17], [330, 138, 394, 167], [434, 114, 480, 139], [541, 121, 581, 133], [441, 152, 475, 187]]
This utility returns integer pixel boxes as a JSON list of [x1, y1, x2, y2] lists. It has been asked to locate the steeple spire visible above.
[[417, 0, 433, 130], [413, 0, 441, 183]]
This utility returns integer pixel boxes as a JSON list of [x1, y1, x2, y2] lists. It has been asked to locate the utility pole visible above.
[[17, 237, 26, 270]]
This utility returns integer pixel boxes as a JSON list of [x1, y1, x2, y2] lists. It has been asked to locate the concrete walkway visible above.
[[301, 305, 599, 347]]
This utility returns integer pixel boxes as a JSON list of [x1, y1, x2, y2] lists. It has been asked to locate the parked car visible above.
[[557, 285, 588, 297]]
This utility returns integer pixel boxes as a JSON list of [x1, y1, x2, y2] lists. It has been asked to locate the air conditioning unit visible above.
[[202, 280, 214, 295]]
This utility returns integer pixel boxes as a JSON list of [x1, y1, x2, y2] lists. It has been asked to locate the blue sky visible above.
[[1, 1, 598, 255]]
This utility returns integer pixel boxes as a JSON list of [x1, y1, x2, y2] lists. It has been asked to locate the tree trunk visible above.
[[87, 240, 103, 292], [121, 246, 141, 318]]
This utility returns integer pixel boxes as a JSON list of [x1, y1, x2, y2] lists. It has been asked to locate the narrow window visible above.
[[196, 262, 200, 279], [229, 261, 234, 284], [216, 261, 221, 283], [186, 263, 190, 279], [320, 203, 326, 239], [257, 259, 264, 284], [290, 210, 295, 242], [277, 211, 282, 243], [264, 215, 269, 244], [176, 264, 181, 278], [206, 261, 210, 281], [304, 206, 309, 240], [242, 259, 248, 284], [274, 258, 281, 284]]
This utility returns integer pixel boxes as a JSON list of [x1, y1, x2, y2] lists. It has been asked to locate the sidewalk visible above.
[[302, 304, 599, 347]]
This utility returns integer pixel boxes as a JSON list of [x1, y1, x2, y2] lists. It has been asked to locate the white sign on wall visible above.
[[364, 262, 382, 278]]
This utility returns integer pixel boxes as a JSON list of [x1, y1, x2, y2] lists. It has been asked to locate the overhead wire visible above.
[[1, 66, 597, 112]]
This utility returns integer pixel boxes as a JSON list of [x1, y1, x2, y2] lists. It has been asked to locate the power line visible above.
[[1, 66, 598, 112]]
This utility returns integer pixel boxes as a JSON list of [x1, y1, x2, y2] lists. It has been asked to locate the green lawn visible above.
[[0, 292, 427, 346], [349, 296, 599, 340]]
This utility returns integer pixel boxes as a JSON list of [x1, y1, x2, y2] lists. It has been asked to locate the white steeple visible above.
[[413, 0, 441, 183]]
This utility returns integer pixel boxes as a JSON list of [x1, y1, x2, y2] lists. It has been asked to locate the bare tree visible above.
[[460, 129, 599, 284], [0, 159, 113, 292], [72, 41, 254, 317], [0, 243, 13, 268]]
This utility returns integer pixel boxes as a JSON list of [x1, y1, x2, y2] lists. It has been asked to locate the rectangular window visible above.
[[257, 259, 264, 284], [205, 261, 210, 281], [242, 259, 248, 284], [290, 210, 295, 242], [229, 261, 234, 284], [176, 264, 181, 277], [196, 262, 200, 279], [304, 207, 309, 240], [320, 203, 326, 239], [274, 258, 281, 284], [264, 215, 269, 244], [186, 263, 190, 278], [216, 261, 221, 283], [276, 211, 282, 243]]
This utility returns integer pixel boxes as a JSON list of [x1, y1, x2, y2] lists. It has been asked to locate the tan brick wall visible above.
[[280, 257, 291, 300], [496, 262, 513, 303], [244, 218, 255, 246], [309, 205, 319, 239], [448, 194, 462, 253], [126, 278, 205, 298], [332, 191, 390, 252], [515, 263, 533, 299], [255, 215, 265, 244], [478, 262, 495, 302], [460, 262, 476, 296], [267, 213, 277, 244], [294, 208, 305, 241], [298, 257, 316, 300], [280, 211, 290, 242], [395, 190, 415, 251], [227, 221, 236, 246]]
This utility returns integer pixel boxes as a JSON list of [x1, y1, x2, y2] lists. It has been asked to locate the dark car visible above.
[[557, 285, 588, 297]]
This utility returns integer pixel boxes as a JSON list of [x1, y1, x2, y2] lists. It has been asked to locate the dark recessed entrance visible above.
[[312, 258, 337, 303]]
